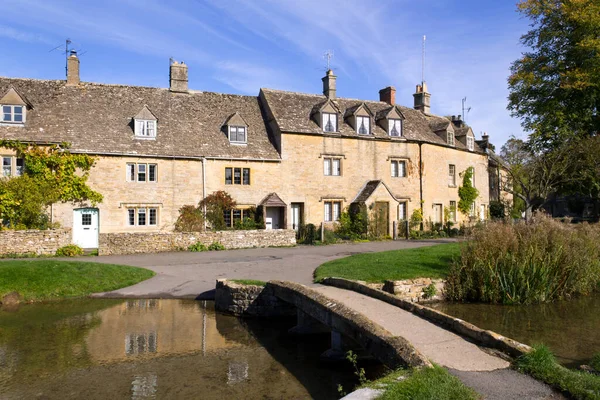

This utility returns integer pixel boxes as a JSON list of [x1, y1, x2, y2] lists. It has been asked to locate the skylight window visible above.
[[135, 119, 156, 138], [2, 105, 24, 123]]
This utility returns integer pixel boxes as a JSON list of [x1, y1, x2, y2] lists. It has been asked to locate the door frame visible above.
[[72, 207, 100, 248]]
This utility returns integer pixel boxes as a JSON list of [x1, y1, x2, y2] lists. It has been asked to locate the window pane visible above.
[[358, 116, 370, 135], [239, 127, 246, 142], [333, 202, 341, 221], [399, 161, 406, 177], [233, 168, 241, 184], [15, 158, 24, 176], [138, 208, 147, 226], [2, 113, 10, 122], [2, 106, 10, 114], [324, 202, 331, 222], [149, 164, 157, 182], [223, 210, 232, 227], [225, 168, 232, 184], [149, 208, 157, 225], [233, 209, 242, 224], [243, 168, 250, 185], [399, 203, 406, 220], [323, 158, 331, 176], [2, 157, 11, 177], [136, 120, 145, 136], [389, 119, 401, 136], [13, 114, 22, 122], [332, 159, 340, 176], [82, 214, 92, 226], [127, 164, 135, 181], [128, 209, 135, 226], [391, 161, 397, 177], [14, 106, 22, 114], [323, 113, 336, 132], [138, 164, 146, 182]]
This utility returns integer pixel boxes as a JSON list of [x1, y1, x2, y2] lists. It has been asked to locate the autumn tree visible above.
[[508, 0, 600, 149], [199, 191, 237, 231]]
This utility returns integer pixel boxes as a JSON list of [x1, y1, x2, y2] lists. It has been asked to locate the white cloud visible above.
[[0, 24, 55, 45]]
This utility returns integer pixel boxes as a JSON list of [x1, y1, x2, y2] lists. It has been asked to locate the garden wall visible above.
[[0, 229, 71, 256], [98, 229, 296, 256]]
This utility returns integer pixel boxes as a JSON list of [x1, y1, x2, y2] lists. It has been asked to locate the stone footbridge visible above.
[[215, 279, 563, 400]]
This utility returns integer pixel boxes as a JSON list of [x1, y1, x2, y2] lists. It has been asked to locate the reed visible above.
[[446, 214, 600, 304]]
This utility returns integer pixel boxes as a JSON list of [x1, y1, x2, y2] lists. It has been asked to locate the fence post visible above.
[[405, 220, 410, 240], [393, 221, 398, 240], [321, 222, 325, 242]]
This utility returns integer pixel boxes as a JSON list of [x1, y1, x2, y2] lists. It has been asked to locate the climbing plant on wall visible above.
[[458, 167, 479, 216], [0, 140, 102, 229]]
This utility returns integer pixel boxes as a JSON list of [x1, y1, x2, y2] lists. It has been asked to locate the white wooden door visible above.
[[433, 204, 442, 224], [73, 208, 99, 248], [291, 204, 301, 231]]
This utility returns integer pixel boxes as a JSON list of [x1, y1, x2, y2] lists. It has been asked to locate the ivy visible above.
[[458, 167, 479, 216], [0, 141, 103, 229]]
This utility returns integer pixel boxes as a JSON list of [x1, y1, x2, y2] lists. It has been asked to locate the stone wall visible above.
[[214, 279, 296, 317], [382, 278, 445, 302], [0, 229, 71, 256], [98, 229, 296, 256]]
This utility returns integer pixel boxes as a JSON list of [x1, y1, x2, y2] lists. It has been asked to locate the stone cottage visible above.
[[0, 54, 509, 248]]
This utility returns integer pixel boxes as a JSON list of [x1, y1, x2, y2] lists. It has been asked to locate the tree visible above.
[[508, 0, 600, 149], [199, 191, 236, 231], [0, 141, 102, 229], [499, 137, 574, 220]]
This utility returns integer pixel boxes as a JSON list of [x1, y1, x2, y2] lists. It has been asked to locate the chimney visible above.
[[322, 69, 336, 99], [379, 86, 396, 105], [66, 50, 80, 86], [170, 60, 188, 93], [413, 82, 431, 114], [452, 115, 463, 128]]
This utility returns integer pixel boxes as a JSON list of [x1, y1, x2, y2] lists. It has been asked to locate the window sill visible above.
[[229, 142, 248, 146], [0, 122, 25, 127], [134, 136, 157, 140], [448, 185, 457, 188], [392, 176, 407, 178]]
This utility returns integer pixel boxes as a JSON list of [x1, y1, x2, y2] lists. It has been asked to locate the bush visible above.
[[55, 244, 84, 257], [208, 241, 225, 251], [298, 223, 318, 244], [234, 217, 258, 230], [175, 205, 205, 232], [446, 214, 600, 304], [422, 283, 437, 299], [322, 228, 338, 244], [188, 242, 207, 252]]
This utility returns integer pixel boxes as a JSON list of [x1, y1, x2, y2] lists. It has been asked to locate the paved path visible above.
[[89, 240, 451, 299], [315, 286, 563, 400]]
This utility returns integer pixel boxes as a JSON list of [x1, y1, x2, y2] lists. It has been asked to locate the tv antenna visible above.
[[50, 38, 87, 78], [462, 97, 472, 122], [323, 50, 334, 71], [421, 35, 426, 84]]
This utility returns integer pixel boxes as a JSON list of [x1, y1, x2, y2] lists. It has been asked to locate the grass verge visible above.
[[365, 365, 479, 400], [0, 260, 155, 302], [314, 243, 460, 283], [230, 279, 266, 287], [515, 345, 600, 400]]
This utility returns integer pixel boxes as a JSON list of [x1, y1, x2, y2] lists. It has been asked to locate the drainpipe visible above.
[[202, 157, 207, 230], [419, 143, 424, 230]]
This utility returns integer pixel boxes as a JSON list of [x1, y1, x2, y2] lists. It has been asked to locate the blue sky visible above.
[[0, 0, 529, 148]]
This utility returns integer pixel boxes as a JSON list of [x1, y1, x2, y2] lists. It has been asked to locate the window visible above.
[[127, 207, 158, 226], [357, 116, 370, 135], [323, 158, 341, 176], [470, 202, 476, 217], [467, 136, 474, 151], [391, 160, 406, 177], [225, 167, 250, 185], [135, 119, 156, 138], [389, 119, 402, 137], [449, 201, 457, 222], [399, 202, 407, 220], [449, 164, 456, 186], [81, 213, 92, 226], [2, 157, 11, 177], [322, 113, 337, 132], [127, 163, 157, 182], [1, 105, 24, 123], [324, 201, 342, 222], [447, 131, 455, 146], [15, 158, 24, 176], [229, 126, 247, 143], [125, 332, 158, 355], [223, 208, 253, 228]]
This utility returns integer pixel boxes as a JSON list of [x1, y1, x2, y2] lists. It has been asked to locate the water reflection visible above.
[[432, 292, 600, 367], [0, 299, 369, 399]]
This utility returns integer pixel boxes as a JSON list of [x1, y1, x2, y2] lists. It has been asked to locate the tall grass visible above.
[[446, 214, 600, 304]]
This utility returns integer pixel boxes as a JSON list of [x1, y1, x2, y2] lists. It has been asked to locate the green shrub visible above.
[[322, 228, 339, 244], [208, 241, 225, 251], [175, 205, 205, 232], [55, 244, 84, 257], [446, 214, 600, 304], [188, 242, 208, 252], [234, 217, 258, 230], [298, 223, 318, 244], [422, 283, 437, 299], [591, 354, 600, 372]]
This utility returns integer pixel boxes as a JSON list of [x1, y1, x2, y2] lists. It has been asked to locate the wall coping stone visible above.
[[321, 277, 532, 359]]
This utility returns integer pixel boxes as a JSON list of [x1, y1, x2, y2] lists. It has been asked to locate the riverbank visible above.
[[0, 260, 155, 302]]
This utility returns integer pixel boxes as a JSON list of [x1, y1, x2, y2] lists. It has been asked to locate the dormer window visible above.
[[135, 119, 156, 138], [229, 126, 247, 143], [467, 136, 474, 151], [2, 105, 25, 124], [389, 119, 402, 137], [322, 112, 337, 132], [357, 116, 370, 135], [447, 132, 455, 146]]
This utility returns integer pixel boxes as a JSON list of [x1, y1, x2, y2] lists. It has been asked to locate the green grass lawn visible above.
[[0, 260, 155, 302], [230, 279, 266, 286], [314, 243, 460, 283]]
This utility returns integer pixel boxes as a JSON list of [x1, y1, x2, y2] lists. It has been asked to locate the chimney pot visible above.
[[379, 86, 396, 105], [66, 52, 80, 86], [322, 69, 337, 99], [170, 59, 188, 93]]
